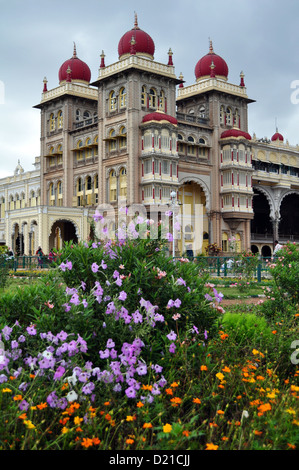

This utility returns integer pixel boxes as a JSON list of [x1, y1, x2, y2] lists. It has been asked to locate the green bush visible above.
[[219, 311, 273, 347]]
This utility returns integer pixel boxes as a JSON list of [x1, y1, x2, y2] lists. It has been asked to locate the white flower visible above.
[[66, 390, 78, 402], [241, 410, 249, 419]]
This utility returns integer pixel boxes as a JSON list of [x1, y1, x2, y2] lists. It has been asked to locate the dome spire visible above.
[[73, 42, 77, 58], [134, 11, 140, 29], [209, 38, 214, 54]]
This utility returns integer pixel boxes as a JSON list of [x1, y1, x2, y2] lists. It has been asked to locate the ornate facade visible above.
[[1, 14, 298, 256]]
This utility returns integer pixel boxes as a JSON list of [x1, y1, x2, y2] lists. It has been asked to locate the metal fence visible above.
[[1, 255, 271, 281], [176, 256, 271, 281]]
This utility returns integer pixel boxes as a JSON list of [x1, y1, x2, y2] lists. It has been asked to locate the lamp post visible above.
[[170, 190, 177, 259]]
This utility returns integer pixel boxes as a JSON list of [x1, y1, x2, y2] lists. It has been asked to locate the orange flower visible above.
[[171, 382, 179, 388], [92, 437, 101, 445], [258, 403, 271, 413], [170, 397, 182, 406], [165, 388, 173, 395], [287, 443, 296, 449], [81, 438, 93, 448], [105, 413, 111, 421], [37, 402, 47, 410], [182, 430, 190, 437], [217, 410, 224, 415], [104, 401, 110, 406], [126, 438, 134, 445], [205, 442, 219, 450], [254, 430, 263, 436], [142, 384, 153, 391], [13, 395, 23, 401], [200, 365, 208, 371], [222, 366, 231, 373], [272, 330, 277, 335], [126, 415, 135, 422], [143, 423, 152, 429], [193, 398, 201, 404], [221, 436, 229, 441], [137, 401, 144, 408], [18, 413, 27, 420]]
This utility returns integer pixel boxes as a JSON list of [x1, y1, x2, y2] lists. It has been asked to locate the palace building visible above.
[[1, 14, 299, 256]]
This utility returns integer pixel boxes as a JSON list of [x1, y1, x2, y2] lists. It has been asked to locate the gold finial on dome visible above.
[[134, 12, 140, 29], [73, 42, 77, 58], [209, 38, 214, 54]]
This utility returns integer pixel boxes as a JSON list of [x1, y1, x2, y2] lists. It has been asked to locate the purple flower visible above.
[[101, 260, 107, 270], [19, 400, 29, 411], [136, 362, 147, 376], [82, 382, 95, 395], [192, 325, 199, 334], [81, 281, 86, 291], [167, 299, 174, 308], [91, 262, 99, 273], [54, 366, 65, 380], [106, 339, 115, 349], [26, 325, 36, 336], [166, 232, 173, 242], [169, 343, 176, 353], [115, 277, 122, 287], [82, 299, 88, 308], [176, 277, 186, 286], [99, 349, 110, 359], [204, 330, 208, 340], [132, 310, 143, 323], [66, 260, 72, 270], [204, 293, 213, 302], [167, 330, 177, 341], [125, 386, 136, 398], [174, 299, 181, 308], [2, 326, 13, 340], [119, 291, 127, 301]]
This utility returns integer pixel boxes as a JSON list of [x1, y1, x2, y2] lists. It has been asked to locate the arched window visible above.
[[119, 87, 126, 108], [57, 110, 63, 128], [119, 126, 127, 148], [76, 140, 83, 161], [57, 182, 62, 206], [149, 88, 157, 108], [187, 136, 195, 155], [109, 170, 117, 202], [109, 91, 117, 111], [141, 86, 146, 107], [199, 106, 205, 118], [83, 110, 90, 120], [235, 233, 242, 253], [49, 183, 55, 206], [94, 173, 99, 204], [226, 107, 232, 126], [49, 113, 55, 131], [76, 109, 81, 121], [159, 90, 165, 111], [222, 232, 228, 252], [220, 105, 225, 125], [119, 167, 127, 199], [57, 144, 63, 165], [15, 194, 20, 210], [109, 129, 116, 151]]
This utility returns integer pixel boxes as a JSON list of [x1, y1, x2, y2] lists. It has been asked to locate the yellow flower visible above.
[[1, 388, 12, 393], [126, 415, 134, 422], [285, 408, 296, 415], [205, 442, 218, 450], [163, 423, 172, 433], [24, 420, 35, 429], [61, 427, 69, 434], [216, 372, 224, 381], [74, 416, 83, 425]]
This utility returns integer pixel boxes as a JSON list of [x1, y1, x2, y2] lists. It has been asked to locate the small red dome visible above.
[[195, 41, 228, 81], [220, 128, 251, 140], [58, 44, 91, 84], [271, 131, 283, 141], [118, 14, 155, 59], [142, 110, 177, 125]]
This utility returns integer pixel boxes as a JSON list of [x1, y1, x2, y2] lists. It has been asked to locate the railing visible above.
[[1, 256, 51, 271], [175, 256, 271, 281]]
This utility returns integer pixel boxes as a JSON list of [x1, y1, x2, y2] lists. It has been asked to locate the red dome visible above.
[[195, 41, 228, 81], [58, 44, 91, 84], [142, 110, 177, 125], [271, 131, 283, 141], [118, 14, 155, 59], [220, 128, 251, 140]]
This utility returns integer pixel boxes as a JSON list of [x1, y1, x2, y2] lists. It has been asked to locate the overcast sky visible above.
[[1, 0, 299, 178]]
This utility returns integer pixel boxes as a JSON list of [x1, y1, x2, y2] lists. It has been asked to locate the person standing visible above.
[[36, 246, 44, 268], [273, 240, 283, 256]]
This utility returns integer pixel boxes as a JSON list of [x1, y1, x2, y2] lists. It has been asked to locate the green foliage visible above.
[[259, 242, 299, 320], [219, 311, 273, 347], [232, 250, 260, 291]]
